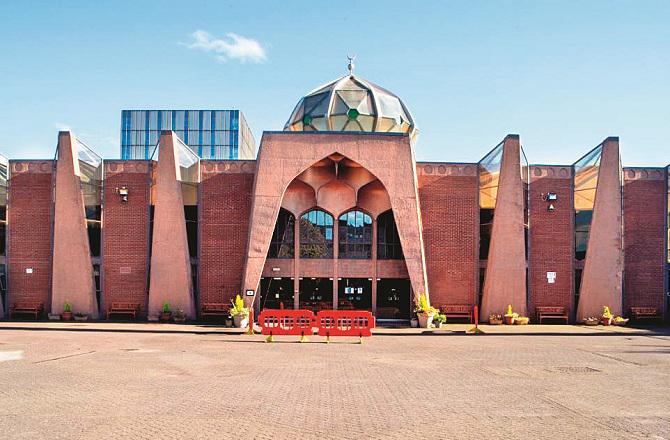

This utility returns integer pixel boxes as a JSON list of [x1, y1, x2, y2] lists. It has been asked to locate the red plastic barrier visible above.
[[257, 309, 315, 339], [316, 310, 375, 338]]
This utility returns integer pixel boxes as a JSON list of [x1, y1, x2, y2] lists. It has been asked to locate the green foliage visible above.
[[505, 304, 513, 316], [414, 293, 438, 315], [434, 313, 447, 324], [162, 302, 171, 313], [230, 294, 249, 317], [63, 302, 72, 313]]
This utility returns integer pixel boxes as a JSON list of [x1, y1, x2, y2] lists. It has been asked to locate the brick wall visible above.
[[199, 161, 255, 308], [101, 161, 151, 316], [528, 166, 574, 320], [417, 163, 479, 307], [7, 161, 54, 312], [623, 169, 667, 313]]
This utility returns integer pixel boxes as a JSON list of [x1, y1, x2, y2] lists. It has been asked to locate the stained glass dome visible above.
[[284, 64, 417, 141]]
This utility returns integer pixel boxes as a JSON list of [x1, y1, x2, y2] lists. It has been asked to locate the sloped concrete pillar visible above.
[[51, 131, 98, 318], [480, 135, 527, 319], [576, 138, 623, 321], [148, 131, 195, 319]]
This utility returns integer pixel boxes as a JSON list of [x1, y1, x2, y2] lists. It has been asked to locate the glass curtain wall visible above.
[[68, 138, 104, 306], [338, 210, 372, 259], [299, 210, 334, 258], [377, 210, 403, 259], [478, 141, 504, 261], [267, 209, 295, 259], [573, 145, 603, 261], [0, 155, 7, 308]]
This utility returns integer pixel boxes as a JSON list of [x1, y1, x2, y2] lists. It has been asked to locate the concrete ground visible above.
[[1, 322, 669, 439]]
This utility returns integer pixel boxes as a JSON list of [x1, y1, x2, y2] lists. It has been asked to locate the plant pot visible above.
[[410, 318, 418, 328], [612, 318, 629, 326], [489, 318, 503, 325], [233, 314, 249, 329], [504, 315, 515, 325], [48, 313, 61, 321], [417, 313, 434, 328], [73, 315, 88, 322], [515, 317, 529, 325], [600, 317, 612, 326], [434, 322, 443, 329], [62, 311, 73, 321], [173, 317, 186, 324], [160, 312, 172, 323], [583, 318, 599, 326], [224, 318, 233, 328]]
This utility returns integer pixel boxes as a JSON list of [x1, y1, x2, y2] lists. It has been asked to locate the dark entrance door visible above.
[[299, 278, 333, 312], [260, 277, 294, 310], [376, 279, 411, 319], [338, 278, 372, 311]]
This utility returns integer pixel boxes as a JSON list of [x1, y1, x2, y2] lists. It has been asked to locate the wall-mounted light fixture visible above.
[[115, 186, 129, 203], [541, 192, 558, 212]]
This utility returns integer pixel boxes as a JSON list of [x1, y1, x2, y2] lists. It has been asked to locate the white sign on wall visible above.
[[25, 268, 33, 274], [547, 272, 556, 284]]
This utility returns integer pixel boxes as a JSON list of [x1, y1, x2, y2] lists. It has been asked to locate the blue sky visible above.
[[1, 0, 668, 166]]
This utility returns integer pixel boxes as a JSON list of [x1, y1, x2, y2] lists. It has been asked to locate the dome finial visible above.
[[347, 54, 356, 76]]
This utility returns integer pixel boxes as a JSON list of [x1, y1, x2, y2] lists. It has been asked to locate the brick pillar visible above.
[[148, 131, 196, 319], [51, 132, 98, 318]]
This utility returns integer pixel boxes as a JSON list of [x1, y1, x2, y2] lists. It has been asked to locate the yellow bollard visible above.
[[299, 332, 309, 343], [265, 334, 273, 343]]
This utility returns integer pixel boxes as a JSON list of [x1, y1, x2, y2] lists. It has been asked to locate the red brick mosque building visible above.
[[1, 67, 668, 324]]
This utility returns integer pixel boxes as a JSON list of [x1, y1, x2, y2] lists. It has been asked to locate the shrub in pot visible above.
[[601, 305, 613, 326], [73, 312, 88, 322], [503, 304, 517, 325], [173, 309, 186, 324], [489, 314, 503, 325], [230, 294, 249, 328], [414, 293, 437, 328], [433, 313, 447, 329], [62, 302, 73, 321], [160, 302, 172, 323]]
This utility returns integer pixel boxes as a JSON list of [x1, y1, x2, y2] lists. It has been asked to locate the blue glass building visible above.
[[120, 110, 256, 160]]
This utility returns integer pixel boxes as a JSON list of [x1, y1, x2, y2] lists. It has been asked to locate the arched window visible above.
[[300, 209, 334, 258], [377, 210, 403, 259], [338, 210, 372, 259], [268, 208, 295, 259]]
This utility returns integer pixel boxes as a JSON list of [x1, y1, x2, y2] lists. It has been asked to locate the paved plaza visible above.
[[1, 323, 669, 439]]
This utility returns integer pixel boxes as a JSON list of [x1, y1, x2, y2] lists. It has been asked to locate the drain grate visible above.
[[547, 366, 601, 374]]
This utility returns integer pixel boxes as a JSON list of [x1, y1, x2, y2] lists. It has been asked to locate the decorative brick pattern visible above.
[[7, 161, 54, 311], [199, 161, 255, 307], [418, 165, 479, 307], [623, 168, 666, 314], [101, 161, 151, 316], [528, 166, 574, 320]]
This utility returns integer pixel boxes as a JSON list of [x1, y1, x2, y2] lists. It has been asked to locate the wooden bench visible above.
[[201, 303, 230, 318], [536, 306, 569, 324], [629, 307, 661, 321], [9, 301, 44, 319], [440, 305, 473, 323], [107, 302, 141, 320]]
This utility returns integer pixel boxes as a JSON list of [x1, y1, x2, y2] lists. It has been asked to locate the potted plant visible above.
[[601, 306, 613, 326], [515, 316, 529, 325], [433, 313, 447, 329], [62, 302, 73, 321], [583, 317, 599, 326], [489, 314, 503, 325], [173, 309, 186, 324], [73, 312, 88, 322], [48, 312, 61, 321], [612, 316, 629, 326], [160, 302, 172, 323], [410, 318, 419, 328], [414, 293, 438, 328], [503, 304, 517, 325], [230, 294, 249, 328]]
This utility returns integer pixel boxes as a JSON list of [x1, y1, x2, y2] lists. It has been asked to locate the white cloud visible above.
[[184, 30, 267, 63]]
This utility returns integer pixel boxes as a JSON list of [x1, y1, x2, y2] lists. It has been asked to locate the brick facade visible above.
[[198, 161, 255, 308], [417, 163, 479, 307], [101, 161, 151, 316], [528, 166, 574, 320], [7, 161, 54, 312], [623, 168, 667, 314]]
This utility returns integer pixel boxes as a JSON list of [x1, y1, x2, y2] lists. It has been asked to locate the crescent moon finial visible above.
[[347, 54, 356, 76]]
